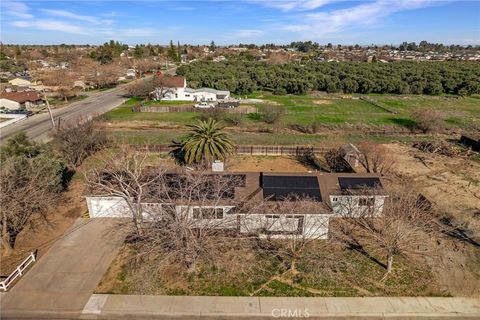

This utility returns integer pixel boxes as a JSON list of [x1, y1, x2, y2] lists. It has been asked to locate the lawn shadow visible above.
[[388, 117, 417, 129]]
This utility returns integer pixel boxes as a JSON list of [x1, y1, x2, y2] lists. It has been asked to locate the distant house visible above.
[[0, 91, 44, 110], [150, 76, 230, 102], [8, 77, 32, 87], [86, 172, 387, 239], [73, 80, 87, 91], [126, 69, 137, 79]]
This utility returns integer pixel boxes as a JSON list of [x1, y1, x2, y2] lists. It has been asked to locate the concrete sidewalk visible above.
[[79, 294, 480, 319], [1, 218, 127, 319]]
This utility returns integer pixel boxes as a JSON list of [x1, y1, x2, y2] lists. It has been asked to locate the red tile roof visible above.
[[157, 76, 185, 88], [0, 91, 43, 103]]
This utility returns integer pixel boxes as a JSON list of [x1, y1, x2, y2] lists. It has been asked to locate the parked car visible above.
[[6, 109, 34, 117], [194, 102, 214, 109]]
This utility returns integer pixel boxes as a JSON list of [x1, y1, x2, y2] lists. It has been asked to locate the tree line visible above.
[[176, 60, 480, 96]]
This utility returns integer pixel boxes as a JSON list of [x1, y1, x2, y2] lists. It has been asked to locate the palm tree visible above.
[[181, 118, 234, 165]]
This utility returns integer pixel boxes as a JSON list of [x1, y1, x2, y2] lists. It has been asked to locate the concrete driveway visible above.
[[0, 218, 127, 319]]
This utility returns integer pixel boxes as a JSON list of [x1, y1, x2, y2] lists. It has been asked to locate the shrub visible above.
[[247, 112, 262, 121], [223, 113, 243, 126], [261, 105, 286, 124], [194, 109, 225, 122], [412, 109, 444, 133]]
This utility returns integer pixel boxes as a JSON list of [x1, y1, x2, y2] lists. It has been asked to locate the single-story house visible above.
[[85, 172, 386, 239], [126, 69, 137, 79], [8, 77, 32, 87], [0, 91, 44, 110], [150, 76, 230, 102], [73, 80, 87, 91]]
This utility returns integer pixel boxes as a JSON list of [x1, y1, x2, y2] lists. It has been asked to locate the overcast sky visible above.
[[1, 0, 479, 45]]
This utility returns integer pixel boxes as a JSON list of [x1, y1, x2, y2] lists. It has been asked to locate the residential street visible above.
[[0, 67, 176, 144], [0, 85, 128, 143]]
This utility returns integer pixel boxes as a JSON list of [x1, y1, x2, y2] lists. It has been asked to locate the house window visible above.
[[359, 197, 375, 207], [193, 208, 223, 219], [332, 197, 338, 202], [263, 215, 304, 235], [185, 94, 190, 97], [175, 93, 178, 98]]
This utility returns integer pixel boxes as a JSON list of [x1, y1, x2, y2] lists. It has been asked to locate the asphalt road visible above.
[[0, 85, 128, 143], [0, 68, 176, 144]]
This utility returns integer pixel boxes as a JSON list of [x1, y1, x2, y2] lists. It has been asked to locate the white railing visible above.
[[0, 251, 36, 291]]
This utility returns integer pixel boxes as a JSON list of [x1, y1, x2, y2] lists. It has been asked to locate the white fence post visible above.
[[0, 251, 37, 292]]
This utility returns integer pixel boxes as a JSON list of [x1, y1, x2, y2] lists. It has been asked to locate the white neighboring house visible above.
[[126, 69, 137, 79], [8, 77, 32, 87], [151, 76, 230, 102], [0, 91, 44, 110]]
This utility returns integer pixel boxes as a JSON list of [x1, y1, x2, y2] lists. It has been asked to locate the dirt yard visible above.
[[312, 99, 331, 105], [384, 143, 480, 216], [227, 155, 311, 172], [384, 142, 480, 296]]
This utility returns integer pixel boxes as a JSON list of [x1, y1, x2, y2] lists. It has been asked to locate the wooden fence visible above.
[[137, 106, 257, 114], [0, 251, 36, 291], [131, 144, 328, 156]]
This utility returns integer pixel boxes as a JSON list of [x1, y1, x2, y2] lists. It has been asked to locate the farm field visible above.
[[105, 93, 480, 129]]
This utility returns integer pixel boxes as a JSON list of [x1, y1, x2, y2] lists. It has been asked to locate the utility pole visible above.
[[43, 90, 56, 131]]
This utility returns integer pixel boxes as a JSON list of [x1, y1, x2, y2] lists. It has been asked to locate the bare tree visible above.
[[54, 117, 109, 168], [91, 64, 122, 88], [243, 198, 330, 274], [85, 150, 266, 273], [332, 187, 441, 276], [126, 75, 174, 99], [56, 86, 77, 102], [357, 142, 394, 175], [325, 147, 353, 172], [412, 109, 444, 133], [139, 172, 245, 272], [85, 147, 160, 237], [150, 76, 175, 101], [133, 58, 160, 75], [0, 155, 64, 254]]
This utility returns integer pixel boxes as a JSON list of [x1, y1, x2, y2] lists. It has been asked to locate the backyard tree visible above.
[[357, 142, 395, 175], [325, 147, 353, 173], [333, 187, 441, 276], [180, 118, 234, 165]]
